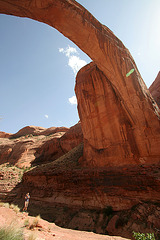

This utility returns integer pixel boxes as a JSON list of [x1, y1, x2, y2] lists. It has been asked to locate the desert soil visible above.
[[0, 206, 129, 240]]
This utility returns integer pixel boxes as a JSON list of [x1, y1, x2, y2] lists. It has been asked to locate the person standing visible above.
[[23, 193, 30, 212]]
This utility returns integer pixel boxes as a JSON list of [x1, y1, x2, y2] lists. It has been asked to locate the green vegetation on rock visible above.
[[133, 231, 155, 240]]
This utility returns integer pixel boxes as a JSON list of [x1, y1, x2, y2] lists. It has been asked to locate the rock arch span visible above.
[[0, 0, 160, 166]]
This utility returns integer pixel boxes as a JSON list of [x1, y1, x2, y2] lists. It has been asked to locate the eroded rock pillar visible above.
[[75, 62, 160, 167]]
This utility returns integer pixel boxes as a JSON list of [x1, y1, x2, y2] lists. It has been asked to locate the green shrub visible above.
[[133, 231, 155, 240], [0, 226, 23, 240]]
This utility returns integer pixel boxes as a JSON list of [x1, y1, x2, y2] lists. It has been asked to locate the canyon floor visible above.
[[0, 205, 129, 240]]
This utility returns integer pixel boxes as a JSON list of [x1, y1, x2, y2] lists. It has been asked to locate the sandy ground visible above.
[[0, 206, 130, 240]]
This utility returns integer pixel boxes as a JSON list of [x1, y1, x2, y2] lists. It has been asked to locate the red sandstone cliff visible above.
[[34, 123, 83, 165], [75, 63, 160, 167], [0, 1, 160, 239], [0, 0, 160, 167], [149, 71, 160, 108], [11, 126, 68, 138], [0, 131, 12, 138], [19, 146, 160, 239], [1, 125, 160, 238], [0, 124, 82, 168]]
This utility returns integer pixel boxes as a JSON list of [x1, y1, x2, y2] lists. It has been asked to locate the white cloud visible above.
[[59, 48, 64, 53], [59, 46, 77, 57], [68, 96, 77, 105], [68, 55, 87, 75], [59, 45, 86, 106], [44, 114, 49, 119], [59, 45, 87, 75]]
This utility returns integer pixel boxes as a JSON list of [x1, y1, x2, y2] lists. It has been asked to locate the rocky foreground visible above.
[[0, 205, 129, 240]]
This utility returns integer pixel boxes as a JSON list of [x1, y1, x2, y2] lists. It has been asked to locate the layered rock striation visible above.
[[0, 124, 82, 168], [18, 147, 160, 238], [1, 125, 160, 238]]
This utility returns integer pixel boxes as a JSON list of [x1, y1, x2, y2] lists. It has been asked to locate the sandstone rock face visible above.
[[1, 1, 160, 238], [0, 131, 12, 138], [0, 133, 61, 168], [75, 62, 160, 167], [0, 0, 159, 167], [34, 134, 65, 166], [20, 154, 160, 239], [149, 71, 160, 108], [0, 124, 82, 168], [34, 123, 83, 165], [22, 161, 160, 212], [59, 123, 83, 153], [11, 125, 68, 138]]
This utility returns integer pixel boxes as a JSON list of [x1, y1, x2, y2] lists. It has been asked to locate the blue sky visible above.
[[0, 0, 160, 134]]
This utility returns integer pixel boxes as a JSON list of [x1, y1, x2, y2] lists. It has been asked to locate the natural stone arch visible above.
[[1, 0, 160, 166], [0, 0, 145, 103]]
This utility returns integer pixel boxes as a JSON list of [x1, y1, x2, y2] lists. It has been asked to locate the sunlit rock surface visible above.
[[75, 62, 160, 167], [0, 124, 82, 168]]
